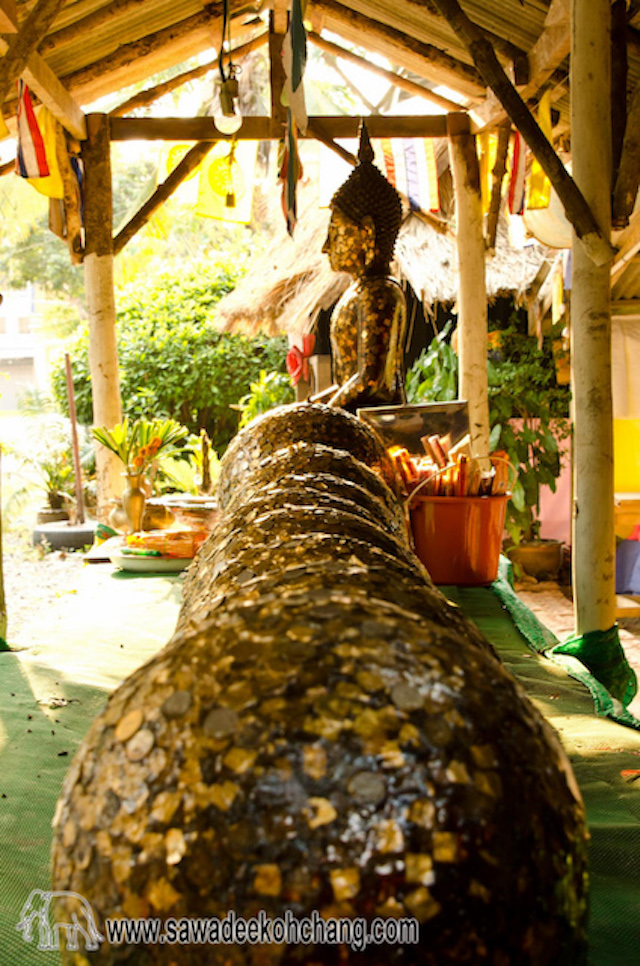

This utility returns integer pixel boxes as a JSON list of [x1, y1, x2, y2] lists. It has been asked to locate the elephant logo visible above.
[[16, 889, 104, 952]]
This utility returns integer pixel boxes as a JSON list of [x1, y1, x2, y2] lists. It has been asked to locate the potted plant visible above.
[[487, 326, 571, 579], [92, 418, 189, 532]]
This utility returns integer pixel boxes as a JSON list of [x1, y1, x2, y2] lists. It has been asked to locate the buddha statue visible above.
[[323, 123, 407, 412]]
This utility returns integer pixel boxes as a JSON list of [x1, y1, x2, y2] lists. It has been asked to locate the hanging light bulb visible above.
[[213, 74, 242, 135], [213, 0, 243, 136]]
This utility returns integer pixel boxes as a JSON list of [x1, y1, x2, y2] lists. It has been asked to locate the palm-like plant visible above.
[[92, 418, 189, 475]]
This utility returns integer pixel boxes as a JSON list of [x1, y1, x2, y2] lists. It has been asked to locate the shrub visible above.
[[52, 263, 288, 453]]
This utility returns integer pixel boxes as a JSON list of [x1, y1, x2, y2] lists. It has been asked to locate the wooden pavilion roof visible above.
[[2, 1, 640, 297]]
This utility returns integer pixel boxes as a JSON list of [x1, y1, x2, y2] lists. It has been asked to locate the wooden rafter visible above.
[[612, 82, 640, 229], [474, 0, 570, 131], [0, 0, 17, 33], [109, 33, 267, 118], [0, 0, 65, 103], [308, 32, 462, 112], [269, 6, 287, 138], [0, 0, 86, 139], [432, 0, 615, 267], [109, 114, 457, 141], [485, 122, 510, 252], [312, 0, 483, 98], [39, 0, 150, 54]]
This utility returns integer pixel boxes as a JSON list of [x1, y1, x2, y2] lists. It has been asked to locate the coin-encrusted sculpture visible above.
[[323, 122, 407, 412], [52, 404, 588, 964]]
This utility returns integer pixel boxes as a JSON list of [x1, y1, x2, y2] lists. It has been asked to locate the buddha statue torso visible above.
[[329, 274, 406, 411]]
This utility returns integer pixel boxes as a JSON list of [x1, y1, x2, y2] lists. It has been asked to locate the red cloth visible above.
[[286, 333, 316, 385]]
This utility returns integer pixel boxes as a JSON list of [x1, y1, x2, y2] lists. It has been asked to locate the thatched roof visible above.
[[215, 205, 549, 338]]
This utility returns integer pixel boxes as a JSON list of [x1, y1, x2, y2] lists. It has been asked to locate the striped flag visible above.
[[379, 137, 439, 212], [508, 132, 526, 215], [15, 80, 49, 179]]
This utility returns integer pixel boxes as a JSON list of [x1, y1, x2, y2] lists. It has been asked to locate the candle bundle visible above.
[[388, 434, 511, 499]]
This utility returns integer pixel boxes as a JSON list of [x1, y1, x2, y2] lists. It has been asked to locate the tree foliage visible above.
[[51, 261, 288, 453]]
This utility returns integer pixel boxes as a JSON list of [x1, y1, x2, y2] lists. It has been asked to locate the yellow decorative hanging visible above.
[[526, 90, 552, 210]]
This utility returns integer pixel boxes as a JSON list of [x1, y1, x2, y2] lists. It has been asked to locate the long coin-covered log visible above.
[[52, 404, 588, 964]]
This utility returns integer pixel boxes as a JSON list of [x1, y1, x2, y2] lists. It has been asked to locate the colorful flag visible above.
[[196, 139, 258, 224], [378, 138, 439, 213], [15, 80, 49, 179], [527, 90, 552, 210], [27, 105, 64, 198], [282, 0, 308, 134], [508, 131, 526, 215], [279, 111, 303, 236]]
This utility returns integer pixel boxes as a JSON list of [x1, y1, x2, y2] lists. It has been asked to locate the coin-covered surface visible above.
[[52, 404, 588, 964]]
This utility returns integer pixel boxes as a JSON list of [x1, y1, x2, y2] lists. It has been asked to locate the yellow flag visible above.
[[477, 132, 497, 214], [27, 106, 63, 199], [526, 90, 552, 210], [0, 112, 8, 139], [196, 140, 258, 224]]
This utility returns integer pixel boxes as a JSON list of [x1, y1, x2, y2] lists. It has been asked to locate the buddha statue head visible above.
[[323, 122, 403, 277]]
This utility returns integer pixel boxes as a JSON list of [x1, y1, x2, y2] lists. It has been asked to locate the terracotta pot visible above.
[[507, 539, 564, 580]]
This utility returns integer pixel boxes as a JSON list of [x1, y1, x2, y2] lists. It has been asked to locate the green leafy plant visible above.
[[51, 262, 288, 453], [405, 322, 459, 403], [237, 370, 295, 427], [92, 418, 189, 475], [406, 321, 571, 546]]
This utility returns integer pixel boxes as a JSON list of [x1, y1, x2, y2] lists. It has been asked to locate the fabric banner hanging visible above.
[[279, 112, 303, 235], [196, 139, 258, 224], [282, 0, 308, 134], [377, 137, 439, 213], [26, 106, 64, 199], [526, 90, 552, 210], [15, 80, 49, 179], [508, 131, 526, 215]]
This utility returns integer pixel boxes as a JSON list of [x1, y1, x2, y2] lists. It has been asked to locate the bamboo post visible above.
[[571, 0, 615, 634], [448, 124, 490, 461], [64, 353, 85, 525], [0, 445, 6, 648], [82, 113, 123, 520]]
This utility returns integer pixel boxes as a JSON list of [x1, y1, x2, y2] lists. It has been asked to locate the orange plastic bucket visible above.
[[409, 494, 508, 586]]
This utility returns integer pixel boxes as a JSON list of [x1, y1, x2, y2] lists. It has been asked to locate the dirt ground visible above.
[[3, 533, 640, 718]]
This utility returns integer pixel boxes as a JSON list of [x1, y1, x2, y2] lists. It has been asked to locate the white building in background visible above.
[[0, 285, 48, 410]]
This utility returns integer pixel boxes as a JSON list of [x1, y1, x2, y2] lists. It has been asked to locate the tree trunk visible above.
[[448, 127, 490, 461], [82, 113, 123, 519], [571, 0, 615, 633]]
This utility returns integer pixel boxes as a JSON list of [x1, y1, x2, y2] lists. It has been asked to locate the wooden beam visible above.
[[39, 0, 149, 54], [432, 0, 615, 267], [109, 33, 267, 118], [54, 7, 223, 105], [313, 0, 483, 98], [0, 0, 17, 32], [570, 0, 615, 634], [473, 0, 570, 131], [82, 114, 123, 515], [0, 0, 86, 140], [612, 82, 640, 229], [485, 122, 510, 252], [611, 0, 628, 182], [308, 31, 462, 112], [109, 114, 454, 141], [0, 0, 65, 104], [611, 209, 640, 283], [268, 10, 287, 139], [113, 141, 213, 255], [448, 124, 490, 461]]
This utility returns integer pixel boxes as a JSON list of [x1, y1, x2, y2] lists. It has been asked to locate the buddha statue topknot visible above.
[[323, 121, 407, 412]]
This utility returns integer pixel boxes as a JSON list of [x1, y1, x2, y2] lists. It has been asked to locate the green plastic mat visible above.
[[1, 563, 640, 964]]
